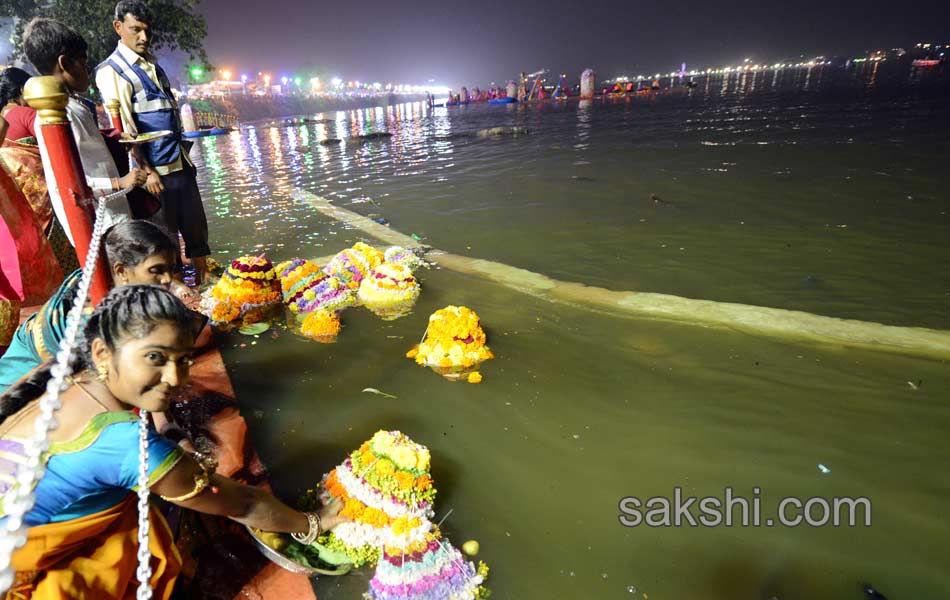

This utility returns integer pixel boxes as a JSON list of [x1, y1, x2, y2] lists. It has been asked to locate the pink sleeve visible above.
[[26, 109, 36, 138]]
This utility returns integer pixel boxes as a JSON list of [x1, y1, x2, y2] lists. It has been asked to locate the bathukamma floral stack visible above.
[[406, 306, 493, 382], [323, 241, 385, 289], [320, 430, 436, 565], [358, 262, 421, 320], [367, 526, 489, 600], [201, 255, 282, 325], [316, 430, 489, 599]]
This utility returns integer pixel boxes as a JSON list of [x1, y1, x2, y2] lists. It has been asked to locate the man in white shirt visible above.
[[22, 18, 146, 246], [96, 0, 211, 284]]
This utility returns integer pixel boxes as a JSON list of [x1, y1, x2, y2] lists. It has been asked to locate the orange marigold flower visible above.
[[415, 474, 432, 491]]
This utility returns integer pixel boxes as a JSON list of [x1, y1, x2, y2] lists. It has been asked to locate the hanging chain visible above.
[[0, 187, 141, 594], [135, 409, 153, 600]]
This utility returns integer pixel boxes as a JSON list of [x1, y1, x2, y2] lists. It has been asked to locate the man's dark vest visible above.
[[97, 48, 182, 167]]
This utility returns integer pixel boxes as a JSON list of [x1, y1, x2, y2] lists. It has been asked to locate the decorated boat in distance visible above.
[[182, 126, 232, 138]]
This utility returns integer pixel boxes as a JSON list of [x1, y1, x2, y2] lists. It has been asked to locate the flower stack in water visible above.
[[320, 430, 436, 566], [367, 526, 489, 600], [318, 430, 489, 599], [277, 257, 357, 315], [358, 262, 421, 320], [406, 306, 493, 382], [323, 242, 385, 289], [276, 258, 329, 313], [202, 255, 281, 325]]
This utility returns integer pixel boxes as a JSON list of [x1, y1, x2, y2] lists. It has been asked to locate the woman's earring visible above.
[[97, 363, 109, 382]]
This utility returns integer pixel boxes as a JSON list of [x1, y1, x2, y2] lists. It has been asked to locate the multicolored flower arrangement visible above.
[[384, 246, 424, 271], [275, 258, 329, 313], [306, 431, 489, 598], [368, 527, 491, 600], [323, 242, 384, 289], [200, 255, 281, 326], [206, 244, 429, 343], [358, 263, 421, 320], [406, 306, 493, 381], [317, 430, 436, 566]]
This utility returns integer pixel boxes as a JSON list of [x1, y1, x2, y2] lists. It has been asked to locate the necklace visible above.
[[71, 378, 122, 413]]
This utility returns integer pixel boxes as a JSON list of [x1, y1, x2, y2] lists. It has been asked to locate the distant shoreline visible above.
[[182, 93, 427, 122]]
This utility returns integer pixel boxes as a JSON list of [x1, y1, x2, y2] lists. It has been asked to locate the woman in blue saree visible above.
[[0, 285, 345, 598]]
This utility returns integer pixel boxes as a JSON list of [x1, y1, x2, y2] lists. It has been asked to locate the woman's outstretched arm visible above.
[[151, 454, 345, 534]]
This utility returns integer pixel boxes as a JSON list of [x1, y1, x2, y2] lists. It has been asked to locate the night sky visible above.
[[199, 0, 949, 86]]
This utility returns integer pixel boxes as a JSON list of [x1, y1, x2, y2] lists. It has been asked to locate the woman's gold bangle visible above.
[[160, 463, 210, 502]]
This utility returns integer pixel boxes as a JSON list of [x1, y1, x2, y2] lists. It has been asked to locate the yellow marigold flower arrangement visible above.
[[408, 306, 493, 381], [300, 309, 341, 342]]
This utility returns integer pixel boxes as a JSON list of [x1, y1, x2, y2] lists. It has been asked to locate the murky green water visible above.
[[192, 62, 950, 599]]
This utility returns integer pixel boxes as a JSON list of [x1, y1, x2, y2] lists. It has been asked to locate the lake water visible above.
[[190, 61, 950, 599]]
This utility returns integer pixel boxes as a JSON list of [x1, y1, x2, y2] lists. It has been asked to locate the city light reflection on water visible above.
[[190, 63, 950, 599]]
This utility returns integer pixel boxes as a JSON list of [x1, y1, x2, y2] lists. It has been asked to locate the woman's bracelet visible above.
[[159, 461, 210, 502], [291, 511, 322, 545], [158, 450, 219, 503]]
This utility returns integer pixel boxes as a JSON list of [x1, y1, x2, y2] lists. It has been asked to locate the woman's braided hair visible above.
[[0, 285, 199, 424]]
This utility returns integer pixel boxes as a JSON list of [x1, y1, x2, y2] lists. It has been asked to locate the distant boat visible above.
[[912, 59, 942, 67], [182, 127, 231, 139]]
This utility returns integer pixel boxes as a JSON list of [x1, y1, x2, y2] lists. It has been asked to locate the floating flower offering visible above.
[[201, 255, 281, 326], [319, 430, 436, 565], [305, 430, 489, 598], [309, 273, 358, 312], [323, 242, 385, 289], [358, 263, 421, 320], [276, 258, 330, 313], [383, 246, 424, 271], [367, 527, 490, 600], [407, 306, 493, 381]]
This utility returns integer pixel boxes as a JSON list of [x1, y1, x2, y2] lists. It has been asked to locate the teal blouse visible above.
[[0, 269, 83, 393], [0, 411, 184, 526]]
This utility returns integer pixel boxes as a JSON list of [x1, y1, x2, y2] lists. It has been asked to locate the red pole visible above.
[[24, 76, 111, 305]]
